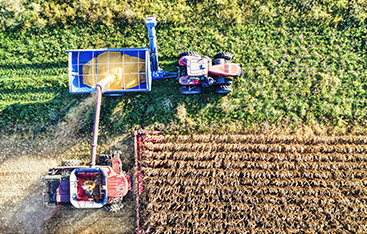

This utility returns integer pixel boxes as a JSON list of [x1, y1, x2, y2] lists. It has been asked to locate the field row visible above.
[[143, 209, 364, 233], [143, 134, 367, 145], [144, 176, 366, 191], [144, 190, 367, 207], [142, 167, 367, 180], [143, 142, 367, 153], [141, 151, 367, 162], [140, 158, 367, 170], [144, 182, 366, 198]]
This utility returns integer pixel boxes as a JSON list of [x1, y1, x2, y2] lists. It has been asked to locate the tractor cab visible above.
[[185, 56, 209, 77]]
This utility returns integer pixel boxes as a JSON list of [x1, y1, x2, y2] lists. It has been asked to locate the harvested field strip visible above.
[[137, 134, 367, 233]]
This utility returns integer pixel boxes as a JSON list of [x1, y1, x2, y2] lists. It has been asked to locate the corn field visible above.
[[136, 134, 367, 233]]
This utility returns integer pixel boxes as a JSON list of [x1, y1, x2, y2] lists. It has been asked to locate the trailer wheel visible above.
[[214, 52, 232, 60], [61, 159, 80, 167], [178, 51, 201, 59]]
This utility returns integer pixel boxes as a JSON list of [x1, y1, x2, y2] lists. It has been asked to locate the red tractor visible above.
[[178, 51, 243, 94]]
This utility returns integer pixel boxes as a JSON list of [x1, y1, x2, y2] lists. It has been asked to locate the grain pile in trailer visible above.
[[135, 133, 367, 233]]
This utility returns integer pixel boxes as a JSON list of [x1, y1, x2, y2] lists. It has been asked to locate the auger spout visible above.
[[90, 84, 103, 167]]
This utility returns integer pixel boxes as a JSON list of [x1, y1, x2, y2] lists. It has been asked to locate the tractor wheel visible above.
[[215, 85, 233, 94], [178, 51, 201, 59], [214, 52, 232, 60], [61, 159, 81, 167], [179, 86, 202, 95]]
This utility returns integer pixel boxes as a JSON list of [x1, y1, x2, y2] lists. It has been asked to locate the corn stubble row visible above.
[[139, 135, 367, 233]]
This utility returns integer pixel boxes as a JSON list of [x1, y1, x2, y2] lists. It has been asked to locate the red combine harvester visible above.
[[43, 85, 132, 210]]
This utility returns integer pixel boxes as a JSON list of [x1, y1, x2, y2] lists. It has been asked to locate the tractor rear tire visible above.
[[179, 86, 202, 95], [61, 159, 81, 167], [178, 51, 201, 59], [214, 52, 232, 60]]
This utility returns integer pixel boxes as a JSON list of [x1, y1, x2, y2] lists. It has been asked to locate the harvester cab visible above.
[[42, 16, 172, 210]]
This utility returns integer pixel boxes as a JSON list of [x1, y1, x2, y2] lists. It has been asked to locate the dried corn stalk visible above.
[[138, 134, 367, 233]]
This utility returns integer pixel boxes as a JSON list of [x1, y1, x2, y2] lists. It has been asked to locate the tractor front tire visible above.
[[214, 52, 232, 60], [215, 85, 233, 94], [61, 159, 81, 167], [178, 51, 201, 59]]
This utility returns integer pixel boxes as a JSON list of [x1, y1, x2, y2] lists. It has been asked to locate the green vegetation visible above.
[[1, 0, 367, 138]]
